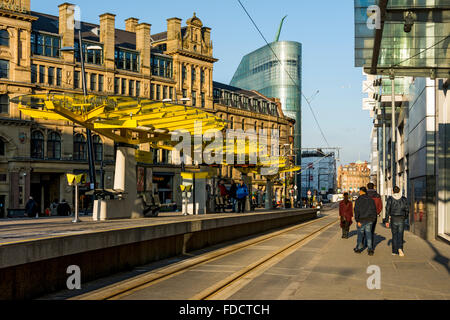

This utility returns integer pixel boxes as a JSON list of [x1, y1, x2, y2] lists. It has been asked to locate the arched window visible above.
[[47, 131, 61, 159], [73, 133, 86, 160], [0, 30, 9, 47], [31, 130, 44, 159], [93, 135, 103, 161]]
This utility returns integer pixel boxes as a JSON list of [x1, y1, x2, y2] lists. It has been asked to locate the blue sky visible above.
[[31, 0, 372, 165]]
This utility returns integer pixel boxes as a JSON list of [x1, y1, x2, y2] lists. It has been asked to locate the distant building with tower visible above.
[[337, 161, 370, 195]]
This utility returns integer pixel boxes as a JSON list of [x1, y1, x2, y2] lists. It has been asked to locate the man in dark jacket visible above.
[[25, 196, 39, 218], [366, 182, 382, 245], [57, 199, 71, 216], [354, 187, 377, 255], [385, 186, 409, 257]]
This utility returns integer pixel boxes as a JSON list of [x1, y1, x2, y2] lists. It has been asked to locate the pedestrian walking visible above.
[[218, 180, 228, 212], [366, 182, 383, 245], [236, 179, 249, 213], [385, 186, 409, 257], [57, 199, 71, 216], [354, 187, 377, 256], [229, 180, 237, 213], [339, 192, 353, 238]]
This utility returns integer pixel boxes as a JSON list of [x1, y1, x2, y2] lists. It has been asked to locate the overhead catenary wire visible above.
[[236, 0, 331, 148]]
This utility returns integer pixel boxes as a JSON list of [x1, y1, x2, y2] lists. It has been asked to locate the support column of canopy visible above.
[[265, 177, 274, 210], [93, 141, 144, 220]]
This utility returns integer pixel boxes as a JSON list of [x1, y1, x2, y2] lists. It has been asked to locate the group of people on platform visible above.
[[217, 179, 249, 213], [25, 197, 72, 218], [339, 182, 409, 257]]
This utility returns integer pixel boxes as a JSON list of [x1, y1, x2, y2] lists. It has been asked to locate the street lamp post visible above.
[[61, 34, 102, 187], [61, 31, 102, 221]]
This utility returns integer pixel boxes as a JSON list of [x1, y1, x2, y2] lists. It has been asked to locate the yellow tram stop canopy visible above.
[[12, 94, 226, 145]]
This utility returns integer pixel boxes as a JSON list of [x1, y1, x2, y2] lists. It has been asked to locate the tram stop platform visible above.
[[0, 208, 318, 299]]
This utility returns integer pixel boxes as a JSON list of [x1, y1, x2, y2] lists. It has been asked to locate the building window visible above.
[[230, 117, 234, 129], [114, 77, 120, 94], [0, 139, 4, 156], [0, 94, 8, 114], [48, 67, 55, 85], [47, 131, 61, 160], [31, 64, 37, 83], [56, 68, 62, 86], [75, 42, 103, 65], [191, 67, 196, 85], [98, 74, 104, 92], [115, 49, 139, 72], [182, 65, 186, 82], [0, 29, 9, 47], [93, 135, 103, 161], [0, 59, 9, 78], [73, 133, 86, 161], [121, 78, 126, 95], [30, 130, 44, 159], [129, 80, 134, 96], [150, 54, 173, 78], [90, 74, 97, 91], [192, 91, 196, 106], [156, 85, 161, 100], [150, 84, 155, 99], [242, 119, 245, 130], [163, 86, 167, 100], [201, 92, 205, 107], [169, 87, 173, 100], [74, 71, 80, 89], [254, 121, 257, 131], [136, 81, 140, 97], [39, 65, 45, 83], [31, 32, 60, 57], [201, 69, 205, 86]]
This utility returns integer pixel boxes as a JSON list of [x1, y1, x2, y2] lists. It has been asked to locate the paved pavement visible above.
[[227, 210, 450, 300]]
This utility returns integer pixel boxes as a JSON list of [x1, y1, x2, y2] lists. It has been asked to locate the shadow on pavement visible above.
[[425, 240, 450, 274]]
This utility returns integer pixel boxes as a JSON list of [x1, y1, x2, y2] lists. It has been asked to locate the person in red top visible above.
[[218, 180, 228, 212], [339, 192, 353, 238]]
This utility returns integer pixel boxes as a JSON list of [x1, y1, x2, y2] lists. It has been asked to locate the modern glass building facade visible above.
[[230, 41, 302, 195]]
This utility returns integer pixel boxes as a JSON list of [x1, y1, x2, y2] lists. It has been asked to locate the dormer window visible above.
[[115, 48, 140, 72], [75, 41, 103, 65]]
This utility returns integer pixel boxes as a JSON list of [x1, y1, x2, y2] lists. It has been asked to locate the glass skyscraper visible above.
[[230, 41, 302, 195]]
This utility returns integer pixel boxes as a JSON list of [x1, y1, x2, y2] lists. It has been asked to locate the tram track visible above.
[[71, 213, 338, 300]]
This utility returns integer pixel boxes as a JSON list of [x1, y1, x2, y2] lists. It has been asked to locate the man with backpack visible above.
[[236, 179, 249, 213], [366, 182, 383, 245], [385, 186, 409, 257]]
